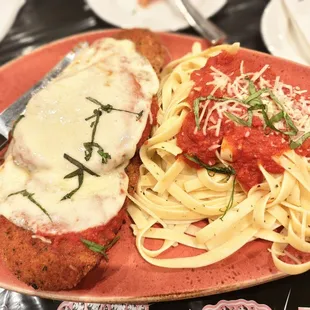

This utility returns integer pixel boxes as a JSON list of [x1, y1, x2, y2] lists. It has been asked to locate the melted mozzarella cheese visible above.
[[0, 38, 159, 234]]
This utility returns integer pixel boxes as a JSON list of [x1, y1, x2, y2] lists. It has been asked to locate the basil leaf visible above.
[[81, 236, 120, 261], [268, 90, 298, 136], [8, 190, 52, 222], [220, 176, 236, 220], [64, 169, 81, 179], [83, 142, 111, 164], [81, 239, 108, 260], [136, 110, 144, 121], [97, 149, 111, 164], [244, 88, 268, 105], [62, 154, 99, 201], [246, 77, 256, 95], [290, 132, 310, 149], [247, 103, 266, 111], [63, 154, 99, 177], [184, 154, 235, 175], [247, 102, 297, 136], [270, 111, 284, 124], [193, 97, 207, 130], [247, 110, 253, 126], [268, 90, 285, 110], [61, 171, 84, 201], [252, 104, 282, 133], [245, 78, 266, 107], [86, 97, 143, 119], [85, 96, 141, 163], [206, 95, 244, 104], [225, 111, 252, 127], [283, 112, 298, 136]]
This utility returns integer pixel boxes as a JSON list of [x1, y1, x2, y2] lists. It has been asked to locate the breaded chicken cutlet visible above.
[[0, 29, 167, 291]]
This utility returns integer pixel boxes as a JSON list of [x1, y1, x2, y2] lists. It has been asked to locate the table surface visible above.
[[0, 0, 309, 309]]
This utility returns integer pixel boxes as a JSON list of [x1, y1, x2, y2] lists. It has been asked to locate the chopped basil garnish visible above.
[[244, 88, 268, 105], [84, 142, 111, 164], [64, 154, 99, 176], [86, 97, 143, 120], [247, 77, 256, 95], [8, 190, 52, 222], [268, 90, 298, 136], [193, 97, 206, 130], [206, 95, 244, 104], [193, 96, 246, 130], [290, 132, 310, 149], [225, 111, 253, 127], [269, 111, 284, 123], [245, 78, 264, 106], [84, 100, 111, 163], [61, 154, 99, 201], [84, 96, 142, 162], [81, 236, 120, 261], [184, 154, 235, 176], [206, 79, 302, 147], [220, 176, 236, 220], [184, 154, 235, 220]]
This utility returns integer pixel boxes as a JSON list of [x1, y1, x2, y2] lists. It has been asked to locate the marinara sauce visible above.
[[177, 51, 309, 191]]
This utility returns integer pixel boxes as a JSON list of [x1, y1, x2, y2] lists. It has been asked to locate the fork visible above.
[[0, 42, 89, 151], [174, 0, 227, 45]]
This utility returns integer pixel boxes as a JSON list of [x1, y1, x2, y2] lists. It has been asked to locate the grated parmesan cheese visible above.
[[208, 144, 221, 151], [251, 64, 269, 82], [193, 61, 310, 141], [32, 235, 52, 244]]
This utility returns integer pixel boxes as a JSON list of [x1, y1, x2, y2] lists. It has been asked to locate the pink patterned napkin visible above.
[[202, 299, 271, 310], [57, 302, 149, 310]]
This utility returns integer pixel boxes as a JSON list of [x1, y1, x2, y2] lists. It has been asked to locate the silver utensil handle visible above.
[[0, 42, 89, 140], [175, 0, 227, 45]]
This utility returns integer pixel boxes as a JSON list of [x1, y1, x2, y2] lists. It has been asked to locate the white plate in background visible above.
[[0, 0, 25, 43], [260, 0, 309, 65], [86, 0, 227, 32]]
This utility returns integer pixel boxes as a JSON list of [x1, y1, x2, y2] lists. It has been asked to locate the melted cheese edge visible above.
[[0, 38, 159, 234]]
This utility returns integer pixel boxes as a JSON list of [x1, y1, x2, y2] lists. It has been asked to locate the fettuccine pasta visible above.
[[128, 42, 310, 274]]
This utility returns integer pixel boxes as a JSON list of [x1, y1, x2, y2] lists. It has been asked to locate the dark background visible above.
[[0, 0, 309, 309], [0, 0, 269, 65]]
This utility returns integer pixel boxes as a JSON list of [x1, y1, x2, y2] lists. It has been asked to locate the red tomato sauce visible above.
[[37, 208, 126, 250], [177, 51, 309, 191]]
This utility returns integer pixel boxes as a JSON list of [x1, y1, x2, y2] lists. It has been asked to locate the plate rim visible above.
[[0, 272, 286, 303], [0, 29, 291, 304]]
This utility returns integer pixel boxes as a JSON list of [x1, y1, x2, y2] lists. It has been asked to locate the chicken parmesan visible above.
[[0, 29, 166, 290], [128, 43, 310, 275]]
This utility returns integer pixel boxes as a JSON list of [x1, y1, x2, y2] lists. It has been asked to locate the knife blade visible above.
[[174, 0, 227, 45], [0, 41, 89, 149]]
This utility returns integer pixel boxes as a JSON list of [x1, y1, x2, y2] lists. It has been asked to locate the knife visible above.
[[174, 0, 227, 45], [0, 41, 89, 150]]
